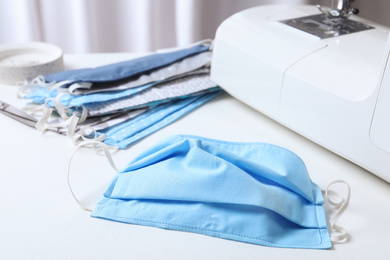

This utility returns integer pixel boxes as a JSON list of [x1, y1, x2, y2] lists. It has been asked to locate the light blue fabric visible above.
[[91, 135, 332, 249], [64, 84, 151, 107], [22, 83, 151, 107], [100, 91, 221, 149]]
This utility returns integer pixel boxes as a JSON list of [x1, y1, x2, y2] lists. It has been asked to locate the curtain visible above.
[[0, 0, 309, 53]]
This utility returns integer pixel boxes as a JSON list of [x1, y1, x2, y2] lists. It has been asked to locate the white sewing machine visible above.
[[211, 2, 390, 182]]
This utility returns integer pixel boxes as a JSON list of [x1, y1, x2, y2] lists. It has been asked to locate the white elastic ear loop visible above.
[[67, 140, 118, 212], [21, 76, 72, 95], [53, 92, 73, 120], [79, 127, 107, 144], [18, 75, 47, 98], [32, 90, 72, 132], [66, 114, 83, 140], [325, 180, 351, 243], [69, 82, 93, 95], [75, 105, 88, 124], [35, 99, 54, 131], [22, 103, 45, 116], [70, 124, 108, 147]]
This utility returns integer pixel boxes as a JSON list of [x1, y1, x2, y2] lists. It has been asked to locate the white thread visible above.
[[67, 140, 119, 212], [325, 180, 351, 243]]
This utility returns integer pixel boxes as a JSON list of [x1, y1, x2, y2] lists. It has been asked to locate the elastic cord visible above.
[[22, 103, 45, 116], [21, 76, 72, 95], [67, 140, 119, 212], [324, 180, 351, 243], [35, 106, 53, 131], [69, 82, 93, 95], [18, 76, 48, 99], [69, 124, 108, 147], [65, 105, 89, 140], [35, 104, 78, 133], [66, 114, 83, 140], [53, 92, 73, 120]]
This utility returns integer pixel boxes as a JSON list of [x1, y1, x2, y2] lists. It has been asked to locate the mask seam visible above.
[[94, 213, 326, 248], [312, 181, 326, 245], [93, 196, 325, 246], [314, 204, 324, 245], [109, 199, 323, 229]]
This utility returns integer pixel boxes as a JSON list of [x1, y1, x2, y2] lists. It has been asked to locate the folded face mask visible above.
[[18, 50, 219, 143], [99, 91, 221, 149], [69, 135, 350, 249], [44, 43, 211, 86], [85, 70, 218, 117], [71, 51, 212, 95], [22, 55, 212, 109]]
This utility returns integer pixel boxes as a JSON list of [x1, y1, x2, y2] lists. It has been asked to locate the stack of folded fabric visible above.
[[19, 41, 222, 149]]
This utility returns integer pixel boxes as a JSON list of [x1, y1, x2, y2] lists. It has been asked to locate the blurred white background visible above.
[[0, 0, 388, 53]]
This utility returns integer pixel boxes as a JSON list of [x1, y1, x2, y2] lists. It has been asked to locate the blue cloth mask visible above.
[[87, 135, 334, 249], [98, 91, 221, 149], [44, 43, 211, 85]]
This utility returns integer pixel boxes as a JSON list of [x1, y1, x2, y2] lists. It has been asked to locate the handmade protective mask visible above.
[[70, 51, 212, 95], [69, 135, 350, 249], [19, 60, 219, 143], [98, 91, 221, 149], [44, 43, 211, 86], [22, 58, 212, 109], [85, 70, 218, 117]]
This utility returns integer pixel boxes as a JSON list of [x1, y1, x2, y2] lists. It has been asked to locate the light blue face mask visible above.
[[98, 91, 221, 149], [69, 135, 351, 249]]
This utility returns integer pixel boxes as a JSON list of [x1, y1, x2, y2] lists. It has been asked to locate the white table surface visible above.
[[1, 53, 389, 260]]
